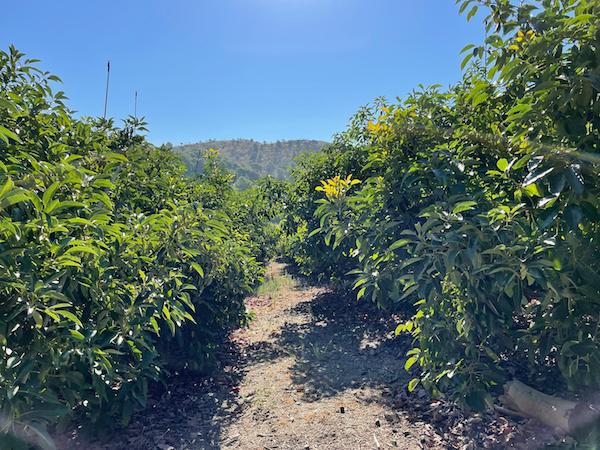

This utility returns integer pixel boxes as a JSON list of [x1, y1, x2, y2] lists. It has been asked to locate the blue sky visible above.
[[2, 1, 484, 145]]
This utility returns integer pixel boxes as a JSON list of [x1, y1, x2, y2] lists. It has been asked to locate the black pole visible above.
[[134, 90, 138, 118], [103, 61, 110, 119]]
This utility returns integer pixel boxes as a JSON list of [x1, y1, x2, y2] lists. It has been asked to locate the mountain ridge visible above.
[[173, 138, 328, 188]]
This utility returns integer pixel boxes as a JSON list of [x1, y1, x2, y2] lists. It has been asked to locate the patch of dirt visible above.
[[57, 262, 564, 449]]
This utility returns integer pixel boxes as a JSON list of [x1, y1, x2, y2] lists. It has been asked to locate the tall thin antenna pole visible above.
[[134, 90, 138, 118], [484, 28, 488, 69], [103, 61, 111, 119]]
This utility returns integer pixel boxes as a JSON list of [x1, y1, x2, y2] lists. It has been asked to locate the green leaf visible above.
[[191, 262, 204, 278], [404, 355, 418, 371], [0, 188, 32, 210], [0, 125, 21, 143], [496, 158, 509, 172], [523, 183, 542, 197], [353, 278, 368, 289], [70, 330, 85, 341], [0, 177, 14, 198], [466, 5, 478, 21], [55, 310, 82, 327], [65, 245, 100, 256], [42, 181, 60, 208], [389, 239, 410, 251], [91, 178, 116, 189], [407, 378, 420, 392], [458, 0, 473, 14], [32, 311, 44, 329], [357, 286, 367, 300], [308, 227, 322, 238], [565, 205, 582, 229], [453, 200, 477, 214], [512, 155, 530, 170], [51, 200, 86, 214], [121, 401, 133, 426], [461, 52, 475, 70], [150, 317, 160, 335], [104, 152, 128, 163], [460, 44, 475, 54]]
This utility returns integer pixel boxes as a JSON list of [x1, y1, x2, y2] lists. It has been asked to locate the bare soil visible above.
[[58, 263, 563, 450]]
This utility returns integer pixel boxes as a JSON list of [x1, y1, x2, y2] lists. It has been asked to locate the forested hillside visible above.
[[173, 139, 328, 188]]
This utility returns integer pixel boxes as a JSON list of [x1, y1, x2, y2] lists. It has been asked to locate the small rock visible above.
[[157, 445, 174, 450], [384, 412, 398, 423], [340, 406, 345, 414], [375, 419, 381, 427]]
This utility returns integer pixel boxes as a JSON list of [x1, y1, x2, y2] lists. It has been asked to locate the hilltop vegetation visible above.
[[173, 139, 328, 188]]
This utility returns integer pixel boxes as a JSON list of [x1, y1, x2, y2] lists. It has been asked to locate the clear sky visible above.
[[2, 1, 484, 145]]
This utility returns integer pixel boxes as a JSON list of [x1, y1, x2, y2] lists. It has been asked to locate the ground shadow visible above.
[[272, 284, 413, 402], [56, 342, 247, 450], [57, 270, 414, 450]]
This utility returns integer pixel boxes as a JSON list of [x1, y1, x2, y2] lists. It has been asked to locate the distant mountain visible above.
[[173, 139, 328, 189]]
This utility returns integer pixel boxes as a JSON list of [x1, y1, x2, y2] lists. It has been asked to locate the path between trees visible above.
[[60, 263, 558, 450]]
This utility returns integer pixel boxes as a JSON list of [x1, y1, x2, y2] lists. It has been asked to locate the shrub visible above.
[[0, 46, 272, 445], [287, 0, 600, 408]]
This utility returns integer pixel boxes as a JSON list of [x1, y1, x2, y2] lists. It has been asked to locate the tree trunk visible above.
[[500, 380, 600, 435]]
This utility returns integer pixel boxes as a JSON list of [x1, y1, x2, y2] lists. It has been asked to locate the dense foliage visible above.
[[2, 0, 599, 446], [0, 47, 276, 447], [285, 0, 600, 409]]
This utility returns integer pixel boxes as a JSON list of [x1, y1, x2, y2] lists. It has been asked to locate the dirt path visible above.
[[60, 263, 558, 450], [219, 263, 424, 450]]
